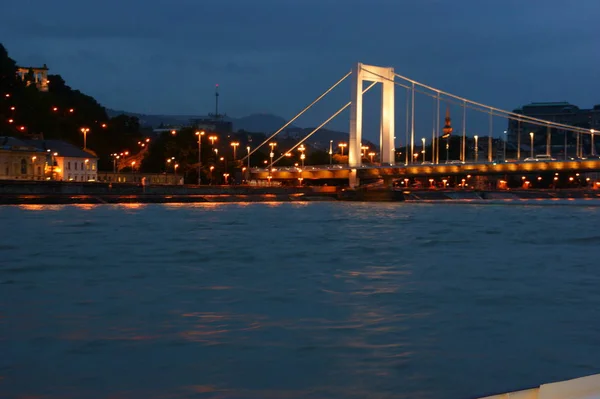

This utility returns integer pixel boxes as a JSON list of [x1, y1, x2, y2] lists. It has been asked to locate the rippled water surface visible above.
[[1, 202, 600, 399]]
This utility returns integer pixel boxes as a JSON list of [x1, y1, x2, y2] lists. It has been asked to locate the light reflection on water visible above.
[[1, 202, 600, 399]]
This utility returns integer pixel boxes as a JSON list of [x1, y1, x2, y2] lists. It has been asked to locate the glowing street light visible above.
[[474, 135, 479, 162], [421, 138, 426, 163], [368, 152, 376, 163], [329, 140, 333, 165], [209, 135, 217, 145], [246, 145, 251, 179], [338, 142, 347, 156], [230, 141, 239, 159], [269, 142, 277, 171], [530, 132, 535, 158], [80, 127, 90, 149], [195, 130, 205, 184]]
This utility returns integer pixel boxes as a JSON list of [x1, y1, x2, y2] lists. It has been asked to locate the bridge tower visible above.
[[349, 63, 395, 187]]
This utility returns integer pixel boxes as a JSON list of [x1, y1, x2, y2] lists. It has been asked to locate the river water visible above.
[[1, 201, 600, 399]]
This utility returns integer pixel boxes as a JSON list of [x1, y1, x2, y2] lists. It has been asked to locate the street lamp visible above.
[[368, 152, 376, 163], [298, 144, 306, 168], [474, 135, 479, 162], [246, 145, 251, 181], [195, 130, 205, 184], [530, 132, 535, 158], [269, 142, 277, 171], [329, 140, 333, 165], [80, 127, 90, 149], [503, 130, 507, 161], [231, 142, 239, 160], [421, 138, 426, 163], [591, 129, 596, 156], [31, 156, 37, 179], [338, 142, 347, 156], [209, 135, 217, 146]]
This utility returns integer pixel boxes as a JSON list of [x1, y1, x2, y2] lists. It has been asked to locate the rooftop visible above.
[[0, 136, 43, 151], [26, 139, 97, 158]]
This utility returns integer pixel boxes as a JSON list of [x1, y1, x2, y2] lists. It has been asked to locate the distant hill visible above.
[[106, 109, 296, 133], [281, 127, 377, 151], [105, 109, 379, 150]]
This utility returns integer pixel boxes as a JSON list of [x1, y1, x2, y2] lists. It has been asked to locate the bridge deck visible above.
[[251, 160, 600, 180]]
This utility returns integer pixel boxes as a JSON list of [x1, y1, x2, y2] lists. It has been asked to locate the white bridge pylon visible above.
[[349, 63, 395, 168]]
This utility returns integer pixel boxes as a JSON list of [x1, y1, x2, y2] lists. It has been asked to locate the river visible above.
[[1, 202, 599, 398]]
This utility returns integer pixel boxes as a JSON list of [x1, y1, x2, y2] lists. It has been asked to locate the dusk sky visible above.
[[2, 0, 599, 138]]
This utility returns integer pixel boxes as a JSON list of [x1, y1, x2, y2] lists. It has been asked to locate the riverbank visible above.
[[1, 180, 599, 204]]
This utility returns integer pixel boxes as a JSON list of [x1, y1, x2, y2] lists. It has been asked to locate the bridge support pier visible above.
[[349, 169, 359, 189], [349, 63, 395, 188]]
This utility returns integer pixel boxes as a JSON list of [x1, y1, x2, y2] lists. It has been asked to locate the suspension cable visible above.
[[361, 67, 592, 135], [271, 82, 378, 166], [392, 71, 592, 134], [241, 71, 352, 161]]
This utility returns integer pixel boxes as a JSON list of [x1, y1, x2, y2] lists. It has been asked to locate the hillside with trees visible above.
[[0, 43, 144, 170]]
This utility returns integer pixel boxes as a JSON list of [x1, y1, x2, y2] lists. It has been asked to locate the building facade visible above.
[[507, 102, 600, 156], [0, 137, 98, 181], [28, 140, 98, 182], [16, 64, 49, 92], [0, 137, 47, 180]]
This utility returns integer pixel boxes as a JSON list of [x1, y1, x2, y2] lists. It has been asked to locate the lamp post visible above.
[[209, 166, 214, 185], [591, 129, 596, 156], [338, 142, 347, 156], [80, 127, 90, 149], [85, 159, 89, 181], [421, 138, 426, 163], [52, 152, 58, 180], [361, 145, 369, 160], [474, 135, 479, 162], [269, 142, 277, 172], [31, 156, 37, 179], [246, 145, 251, 182], [209, 135, 217, 146], [231, 141, 239, 160], [368, 152, 376, 163], [530, 132, 535, 158], [298, 144, 306, 168], [195, 130, 205, 184], [329, 140, 333, 165], [503, 130, 507, 161]]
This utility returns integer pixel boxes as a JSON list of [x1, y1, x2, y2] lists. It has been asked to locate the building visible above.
[[28, 140, 98, 182], [0, 137, 98, 181], [0, 137, 48, 180], [16, 64, 49, 92], [190, 118, 233, 134], [507, 102, 600, 156]]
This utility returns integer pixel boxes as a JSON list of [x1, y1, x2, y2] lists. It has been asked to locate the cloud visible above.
[[1, 0, 599, 135]]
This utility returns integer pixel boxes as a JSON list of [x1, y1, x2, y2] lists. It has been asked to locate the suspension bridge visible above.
[[243, 63, 599, 188]]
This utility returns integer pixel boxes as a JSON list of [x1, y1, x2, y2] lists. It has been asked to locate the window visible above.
[[74, 162, 77, 170], [20, 159, 27, 175], [37, 166, 41, 176], [92, 164, 96, 171], [81, 162, 84, 170], [68, 161, 71, 170]]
